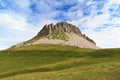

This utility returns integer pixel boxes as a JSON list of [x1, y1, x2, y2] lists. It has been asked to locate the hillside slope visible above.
[[0, 44, 120, 80]]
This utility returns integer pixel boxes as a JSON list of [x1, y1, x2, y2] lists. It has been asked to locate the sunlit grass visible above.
[[0, 44, 120, 80]]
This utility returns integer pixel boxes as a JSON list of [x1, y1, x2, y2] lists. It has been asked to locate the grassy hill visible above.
[[0, 44, 120, 80]]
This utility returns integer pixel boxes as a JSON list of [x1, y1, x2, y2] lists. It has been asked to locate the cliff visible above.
[[36, 22, 96, 45]]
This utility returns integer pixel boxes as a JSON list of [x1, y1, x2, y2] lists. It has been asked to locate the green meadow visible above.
[[0, 44, 120, 80]]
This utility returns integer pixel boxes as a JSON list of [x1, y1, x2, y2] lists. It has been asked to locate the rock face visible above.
[[36, 22, 96, 45], [37, 22, 82, 37], [13, 22, 99, 49]]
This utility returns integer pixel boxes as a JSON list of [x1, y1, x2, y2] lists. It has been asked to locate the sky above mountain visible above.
[[0, 0, 120, 50]]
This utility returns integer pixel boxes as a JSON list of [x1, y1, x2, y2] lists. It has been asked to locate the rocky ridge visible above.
[[36, 22, 96, 45], [12, 22, 99, 49]]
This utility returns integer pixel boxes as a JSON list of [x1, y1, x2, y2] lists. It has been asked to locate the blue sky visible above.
[[0, 0, 120, 50]]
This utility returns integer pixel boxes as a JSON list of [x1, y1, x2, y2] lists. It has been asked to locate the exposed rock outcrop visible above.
[[12, 22, 99, 49], [82, 34, 96, 45], [37, 22, 82, 37], [36, 22, 96, 45]]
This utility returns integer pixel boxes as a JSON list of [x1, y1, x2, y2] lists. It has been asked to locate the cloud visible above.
[[0, 24, 40, 50], [66, 0, 120, 48], [84, 27, 120, 48], [0, 13, 27, 31], [0, 0, 120, 50], [13, 0, 31, 8]]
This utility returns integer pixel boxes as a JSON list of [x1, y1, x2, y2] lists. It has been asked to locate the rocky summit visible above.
[[12, 22, 100, 49], [37, 22, 82, 37]]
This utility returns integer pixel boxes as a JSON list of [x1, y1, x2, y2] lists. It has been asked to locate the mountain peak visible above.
[[37, 22, 96, 45], [12, 22, 99, 49], [37, 22, 82, 37]]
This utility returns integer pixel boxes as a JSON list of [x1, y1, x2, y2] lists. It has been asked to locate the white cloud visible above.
[[35, 1, 52, 13], [0, 45, 8, 50], [85, 14, 110, 28], [13, 0, 31, 8], [0, 25, 40, 50], [0, 13, 27, 31], [0, 12, 41, 50], [0, 0, 120, 50], [67, 0, 120, 48], [83, 27, 120, 48]]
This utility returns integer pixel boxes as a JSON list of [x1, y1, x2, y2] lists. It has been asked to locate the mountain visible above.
[[12, 22, 99, 49]]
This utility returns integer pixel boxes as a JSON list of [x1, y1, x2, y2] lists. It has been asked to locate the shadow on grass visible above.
[[0, 61, 98, 78], [0, 50, 89, 78], [0, 58, 115, 79], [0, 67, 53, 78], [109, 71, 120, 80], [0, 49, 119, 78]]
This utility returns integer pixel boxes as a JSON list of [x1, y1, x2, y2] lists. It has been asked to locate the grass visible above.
[[0, 44, 120, 80], [47, 30, 68, 40]]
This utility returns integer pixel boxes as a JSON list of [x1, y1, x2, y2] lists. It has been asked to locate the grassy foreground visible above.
[[0, 44, 120, 80]]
